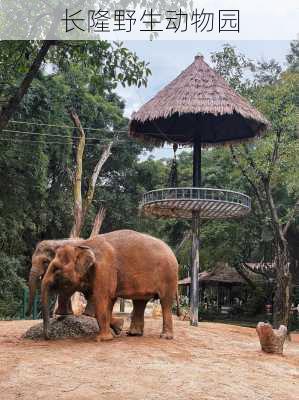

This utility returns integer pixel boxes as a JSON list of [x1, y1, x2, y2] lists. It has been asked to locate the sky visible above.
[[117, 40, 292, 159]]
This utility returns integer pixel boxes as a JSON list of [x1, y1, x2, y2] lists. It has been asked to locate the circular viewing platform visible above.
[[140, 187, 251, 219]]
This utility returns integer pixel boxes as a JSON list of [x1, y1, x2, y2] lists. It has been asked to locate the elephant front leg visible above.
[[55, 294, 73, 316], [94, 297, 114, 342], [128, 300, 147, 336]]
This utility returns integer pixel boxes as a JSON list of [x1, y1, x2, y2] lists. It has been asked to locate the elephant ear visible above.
[[74, 246, 96, 276]]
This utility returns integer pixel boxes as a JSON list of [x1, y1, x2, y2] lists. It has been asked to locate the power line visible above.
[[0, 137, 176, 149], [0, 137, 111, 147], [2, 128, 121, 142], [0, 138, 172, 149], [10, 120, 128, 133]]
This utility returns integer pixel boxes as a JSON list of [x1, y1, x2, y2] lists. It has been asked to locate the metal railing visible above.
[[142, 187, 251, 209]]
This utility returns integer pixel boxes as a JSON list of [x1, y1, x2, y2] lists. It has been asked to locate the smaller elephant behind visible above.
[[41, 230, 179, 341]]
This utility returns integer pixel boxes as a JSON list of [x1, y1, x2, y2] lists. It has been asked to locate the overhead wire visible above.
[[2, 128, 123, 142], [9, 119, 128, 133], [0, 137, 176, 149]]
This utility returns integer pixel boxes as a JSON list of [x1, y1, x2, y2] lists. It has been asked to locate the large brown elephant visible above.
[[41, 230, 179, 341]]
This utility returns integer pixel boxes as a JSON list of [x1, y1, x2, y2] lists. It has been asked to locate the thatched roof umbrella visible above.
[[129, 55, 269, 147], [129, 55, 269, 326]]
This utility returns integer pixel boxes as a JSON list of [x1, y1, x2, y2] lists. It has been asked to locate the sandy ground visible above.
[[0, 316, 298, 400]]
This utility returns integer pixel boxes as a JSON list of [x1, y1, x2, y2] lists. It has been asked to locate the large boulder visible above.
[[23, 315, 99, 340]]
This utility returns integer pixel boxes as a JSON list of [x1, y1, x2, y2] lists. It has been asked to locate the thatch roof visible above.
[[179, 263, 246, 285], [129, 55, 270, 146]]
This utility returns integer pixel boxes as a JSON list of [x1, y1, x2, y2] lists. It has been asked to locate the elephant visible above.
[[28, 238, 124, 335], [41, 230, 179, 341]]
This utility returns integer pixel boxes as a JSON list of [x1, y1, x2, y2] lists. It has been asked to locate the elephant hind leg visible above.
[[160, 297, 174, 340], [85, 298, 124, 335], [128, 300, 147, 336]]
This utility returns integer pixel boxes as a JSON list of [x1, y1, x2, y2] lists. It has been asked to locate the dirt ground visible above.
[[0, 317, 298, 400]]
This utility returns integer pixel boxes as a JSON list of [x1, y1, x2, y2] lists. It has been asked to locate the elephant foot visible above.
[[96, 332, 114, 342], [127, 327, 144, 336], [160, 332, 173, 340]]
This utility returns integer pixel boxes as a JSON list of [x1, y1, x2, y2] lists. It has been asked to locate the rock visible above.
[[23, 315, 99, 340], [256, 322, 288, 354]]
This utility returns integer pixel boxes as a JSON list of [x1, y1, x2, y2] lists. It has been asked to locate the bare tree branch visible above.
[[266, 130, 282, 181], [89, 207, 106, 238], [68, 111, 112, 238], [83, 142, 112, 216]]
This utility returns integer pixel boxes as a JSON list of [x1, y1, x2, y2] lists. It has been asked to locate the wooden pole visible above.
[[190, 134, 201, 326]]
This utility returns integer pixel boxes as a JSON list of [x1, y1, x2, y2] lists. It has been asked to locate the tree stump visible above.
[[256, 322, 288, 354], [152, 302, 162, 318]]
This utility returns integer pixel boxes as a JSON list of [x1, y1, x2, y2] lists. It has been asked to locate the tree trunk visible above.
[[0, 41, 54, 132], [256, 322, 287, 354], [273, 247, 292, 328], [67, 111, 112, 315], [69, 111, 85, 238]]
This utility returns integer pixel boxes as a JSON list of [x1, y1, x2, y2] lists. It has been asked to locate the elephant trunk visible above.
[[27, 268, 43, 316], [41, 280, 51, 340]]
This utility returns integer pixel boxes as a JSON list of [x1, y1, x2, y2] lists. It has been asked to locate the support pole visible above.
[[191, 211, 200, 326], [193, 135, 202, 187], [120, 298, 125, 312], [190, 134, 202, 326]]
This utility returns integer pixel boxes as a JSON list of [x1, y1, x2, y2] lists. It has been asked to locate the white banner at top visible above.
[[0, 0, 298, 40]]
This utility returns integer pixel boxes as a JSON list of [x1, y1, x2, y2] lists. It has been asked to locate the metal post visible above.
[[190, 134, 202, 326], [193, 134, 202, 187], [120, 298, 125, 312]]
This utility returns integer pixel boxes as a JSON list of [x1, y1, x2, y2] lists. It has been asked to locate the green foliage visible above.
[[0, 40, 152, 317], [287, 40, 299, 72]]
